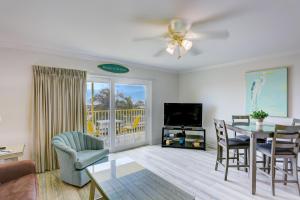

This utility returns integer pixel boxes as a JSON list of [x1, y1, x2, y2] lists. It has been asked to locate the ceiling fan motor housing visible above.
[[169, 19, 189, 35]]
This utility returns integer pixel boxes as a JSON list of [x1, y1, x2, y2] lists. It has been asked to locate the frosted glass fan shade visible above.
[[182, 40, 193, 50], [166, 43, 176, 55]]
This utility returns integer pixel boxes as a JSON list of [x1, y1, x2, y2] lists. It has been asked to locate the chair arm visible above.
[[52, 143, 77, 160], [0, 160, 36, 184], [84, 134, 104, 150]]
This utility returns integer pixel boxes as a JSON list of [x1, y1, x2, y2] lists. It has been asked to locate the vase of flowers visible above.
[[250, 110, 269, 126]]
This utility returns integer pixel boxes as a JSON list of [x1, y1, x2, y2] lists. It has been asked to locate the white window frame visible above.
[[87, 75, 152, 152]]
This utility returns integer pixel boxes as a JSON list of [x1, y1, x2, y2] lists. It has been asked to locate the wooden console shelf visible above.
[[161, 127, 206, 151]]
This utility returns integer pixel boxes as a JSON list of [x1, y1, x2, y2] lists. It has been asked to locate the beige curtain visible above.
[[33, 66, 86, 173]]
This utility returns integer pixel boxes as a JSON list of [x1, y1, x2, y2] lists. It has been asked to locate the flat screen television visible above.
[[164, 103, 202, 127]]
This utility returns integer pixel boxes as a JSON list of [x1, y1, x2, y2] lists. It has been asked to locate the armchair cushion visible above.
[[75, 149, 109, 170], [0, 160, 36, 184], [0, 174, 37, 200], [0, 160, 37, 200]]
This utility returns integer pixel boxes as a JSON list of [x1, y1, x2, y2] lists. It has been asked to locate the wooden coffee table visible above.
[[86, 157, 195, 200]]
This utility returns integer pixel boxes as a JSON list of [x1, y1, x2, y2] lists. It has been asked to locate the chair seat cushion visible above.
[[236, 135, 250, 142], [236, 135, 266, 143], [256, 143, 295, 156], [220, 138, 249, 147], [257, 138, 267, 143], [0, 174, 37, 200], [75, 149, 109, 170]]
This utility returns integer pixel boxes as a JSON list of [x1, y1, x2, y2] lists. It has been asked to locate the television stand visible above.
[[161, 127, 206, 150]]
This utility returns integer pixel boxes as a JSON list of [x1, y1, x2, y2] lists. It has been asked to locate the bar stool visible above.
[[257, 124, 300, 196], [214, 119, 249, 181], [292, 118, 300, 172], [232, 115, 266, 170]]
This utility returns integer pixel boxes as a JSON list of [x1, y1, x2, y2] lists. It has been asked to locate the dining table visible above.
[[226, 122, 275, 195]]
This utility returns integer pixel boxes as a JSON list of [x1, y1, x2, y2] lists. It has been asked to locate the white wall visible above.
[[0, 48, 179, 159], [179, 53, 300, 148], [2, 47, 299, 158]]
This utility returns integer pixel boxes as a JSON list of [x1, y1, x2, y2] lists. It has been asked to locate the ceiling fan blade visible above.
[[132, 33, 169, 42], [153, 49, 167, 57], [190, 47, 202, 56], [134, 16, 172, 26], [186, 30, 229, 40], [191, 6, 246, 28]]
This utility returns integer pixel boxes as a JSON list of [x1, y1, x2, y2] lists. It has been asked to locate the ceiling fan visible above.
[[134, 18, 230, 59]]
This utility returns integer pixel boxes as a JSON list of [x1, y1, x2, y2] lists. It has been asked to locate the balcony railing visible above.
[[87, 108, 145, 137]]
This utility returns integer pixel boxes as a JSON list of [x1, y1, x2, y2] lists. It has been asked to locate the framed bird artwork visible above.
[[245, 67, 288, 117]]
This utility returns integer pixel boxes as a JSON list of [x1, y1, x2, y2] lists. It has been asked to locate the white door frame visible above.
[[87, 75, 152, 152]]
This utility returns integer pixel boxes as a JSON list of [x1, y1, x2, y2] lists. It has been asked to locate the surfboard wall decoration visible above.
[[97, 64, 129, 73]]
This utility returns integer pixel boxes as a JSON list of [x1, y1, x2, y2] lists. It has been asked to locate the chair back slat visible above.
[[275, 142, 297, 149], [214, 119, 228, 143], [232, 115, 250, 126], [275, 133, 299, 140], [276, 125, 300, 132], [292, 118, 300, 126], [272, 125, 300, 156]]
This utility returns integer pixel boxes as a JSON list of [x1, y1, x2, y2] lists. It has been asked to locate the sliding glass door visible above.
[[86, 78, 111, 148], [114, 82, 147, 150], [86, 77, 151, 152]]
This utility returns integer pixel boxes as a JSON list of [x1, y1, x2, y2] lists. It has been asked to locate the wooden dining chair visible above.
[[232, 115, 250, 140], [232, 115, 266, 170], [267, 123, 300, 175], [232, 115, 250, 168], [214, 119, 249, 181], [292, 118, 300, 172], [232, 115, 267, 142], [256, 125, 300, 196]]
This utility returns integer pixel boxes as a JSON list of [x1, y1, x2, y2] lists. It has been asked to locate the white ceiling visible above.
[[1, 0, 300, 71]]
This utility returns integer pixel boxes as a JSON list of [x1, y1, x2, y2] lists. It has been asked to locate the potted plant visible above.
[[250, 110, 269, 125]]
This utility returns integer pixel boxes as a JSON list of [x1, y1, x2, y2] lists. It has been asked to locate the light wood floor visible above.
[[37, 145, 300, 200]]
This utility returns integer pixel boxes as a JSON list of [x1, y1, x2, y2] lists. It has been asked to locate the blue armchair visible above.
[[52, 132, 109, 187]]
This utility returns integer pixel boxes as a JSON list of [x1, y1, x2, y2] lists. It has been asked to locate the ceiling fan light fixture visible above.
[[169, 19, 188, 34], [135, 17, 230, 59], [178, 46, 188, 59], [182, 40, 193, 51], [166, 42, 176, 55]]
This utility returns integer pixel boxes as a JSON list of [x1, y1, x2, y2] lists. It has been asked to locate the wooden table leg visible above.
[[89, 180, 96, 200], [250, 133, 257, 195]]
